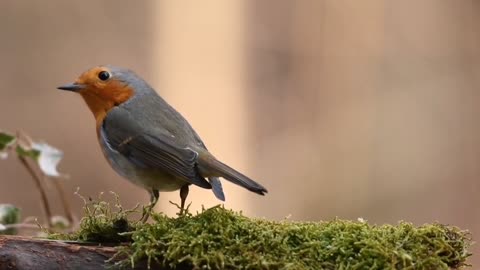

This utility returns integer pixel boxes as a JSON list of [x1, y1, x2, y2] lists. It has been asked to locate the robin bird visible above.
[[58, 65, 267, 220]]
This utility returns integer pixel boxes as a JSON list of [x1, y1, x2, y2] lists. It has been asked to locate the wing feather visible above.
[[101, 107, 211, 189]]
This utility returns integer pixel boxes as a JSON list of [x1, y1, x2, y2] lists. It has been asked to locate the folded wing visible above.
[[101, 107, 211, 189]]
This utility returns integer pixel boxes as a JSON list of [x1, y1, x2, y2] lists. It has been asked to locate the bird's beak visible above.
[[57, 82, 85, 92]]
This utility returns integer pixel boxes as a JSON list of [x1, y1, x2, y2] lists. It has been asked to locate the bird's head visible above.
[[58, 65, 143, 124]]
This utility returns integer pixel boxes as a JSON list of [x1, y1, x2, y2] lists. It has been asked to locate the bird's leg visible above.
[[140, 189, 159, 223], [179, 185, 189, 215]]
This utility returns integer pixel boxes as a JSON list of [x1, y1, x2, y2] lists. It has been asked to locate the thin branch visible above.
[[18, 156, 53, 228], [51, 177, 75, 225], [1, 223, 40, 230]]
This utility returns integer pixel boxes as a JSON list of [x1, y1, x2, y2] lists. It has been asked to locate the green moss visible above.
[[51, 195, 472, 270], [49, 192, 137, 243]]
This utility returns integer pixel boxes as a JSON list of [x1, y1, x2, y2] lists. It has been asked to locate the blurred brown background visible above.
[[0, 0, 479, 266]]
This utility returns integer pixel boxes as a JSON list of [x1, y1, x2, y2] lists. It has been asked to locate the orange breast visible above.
[[79, 81, 134, 136]]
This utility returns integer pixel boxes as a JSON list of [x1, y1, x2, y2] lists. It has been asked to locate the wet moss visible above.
[[50, 195, 472, 270]]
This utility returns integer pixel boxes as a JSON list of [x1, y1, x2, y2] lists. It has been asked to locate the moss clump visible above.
[[49, 192, 137, 243], [120, 207, 471, 269], [51, 195, 472, 269]]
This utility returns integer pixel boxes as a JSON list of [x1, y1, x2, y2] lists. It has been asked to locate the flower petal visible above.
[[32, 142, 64, 177]]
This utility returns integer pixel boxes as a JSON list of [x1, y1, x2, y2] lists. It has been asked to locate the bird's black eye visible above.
[[98, 71, 111, 81]]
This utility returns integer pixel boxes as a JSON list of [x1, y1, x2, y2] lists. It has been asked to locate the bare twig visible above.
[[18, 156, 53, 228], [51, 177, 75, 225], [1, 223, 40, 230]]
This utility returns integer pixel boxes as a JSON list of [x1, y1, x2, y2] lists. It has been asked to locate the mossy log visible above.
[[45, 203, 471, 270], [21, 192, 467, 270]]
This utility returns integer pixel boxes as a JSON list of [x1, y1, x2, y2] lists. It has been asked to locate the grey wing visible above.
[[101, 107, 211, 189]]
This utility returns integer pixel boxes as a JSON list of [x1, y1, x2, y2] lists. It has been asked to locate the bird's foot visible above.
[[139, 204, 154, 223], [180, 201, 192, 216], [139, 189, 159, 223], [168, 200, 192, 216]]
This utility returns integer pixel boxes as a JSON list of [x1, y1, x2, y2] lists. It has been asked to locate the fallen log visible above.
[[0, 236, 138, 270]]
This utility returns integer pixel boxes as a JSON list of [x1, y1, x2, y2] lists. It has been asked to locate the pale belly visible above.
[[99, 136, 186, 192]]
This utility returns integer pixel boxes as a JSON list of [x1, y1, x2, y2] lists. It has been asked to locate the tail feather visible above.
[[208, 177, 225, 201], [198, 154, 267, 195]]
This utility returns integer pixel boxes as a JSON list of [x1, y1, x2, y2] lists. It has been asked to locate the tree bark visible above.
[[0, 235, 147, 270]]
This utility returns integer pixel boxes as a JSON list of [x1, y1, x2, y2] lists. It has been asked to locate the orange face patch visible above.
[[74, 66, 134, 132]]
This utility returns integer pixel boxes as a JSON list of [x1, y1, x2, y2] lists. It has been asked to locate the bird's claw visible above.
[[139, 204, 154, 223], [168, 200, 191, 216]]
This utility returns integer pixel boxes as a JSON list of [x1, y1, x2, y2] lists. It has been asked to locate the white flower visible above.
[[32, 142, 64, 177]]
